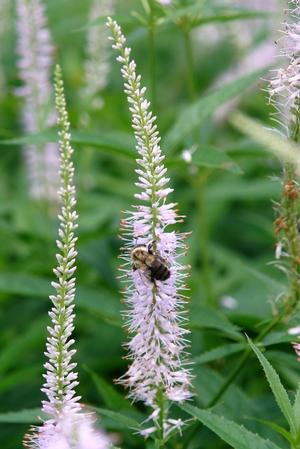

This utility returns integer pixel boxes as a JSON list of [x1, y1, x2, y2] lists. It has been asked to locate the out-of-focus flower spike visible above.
[[15, 0, 60, 202]]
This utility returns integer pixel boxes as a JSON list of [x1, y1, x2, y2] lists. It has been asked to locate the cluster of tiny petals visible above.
[[108, 18, 193, 432], [267, 1, 300, 132], [24, 66, 108, 448], [16, 0, 60, 200]]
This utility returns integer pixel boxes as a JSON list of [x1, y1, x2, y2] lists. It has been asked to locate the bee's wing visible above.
[[137, 268, 153, 288]]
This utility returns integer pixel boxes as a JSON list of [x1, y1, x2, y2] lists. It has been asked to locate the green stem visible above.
[[182, 24, 197, 103], [148, 0, 157, 114], [157, 385, 165, 440], [181, 19, 214, 306], [279, 164, 300, 307], [148, 25, 156, 115]]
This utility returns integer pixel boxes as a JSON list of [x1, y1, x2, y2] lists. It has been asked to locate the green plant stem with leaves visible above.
[[147, 0, 157, 115], [175, 12, 216, 307], [180, 305, 296, 448], [276, 164, 300, 309], [181, 20, 197, 104]]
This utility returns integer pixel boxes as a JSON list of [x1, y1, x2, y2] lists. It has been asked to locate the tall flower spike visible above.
[[82, 0, 115, 111], [267, 2, 300, 319], [268, 1, 300, 140], [23, 65, 109, 449], [15, 0, 60, 201], [107, 18, 194, 439]]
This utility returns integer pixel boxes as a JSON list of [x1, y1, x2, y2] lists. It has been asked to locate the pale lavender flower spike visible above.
[[82, 0, 115, 110], [267, 0, 300, 135], [15, 0, 60, 201], [107, 17, 194, 438], [23, 66, 109, 449]]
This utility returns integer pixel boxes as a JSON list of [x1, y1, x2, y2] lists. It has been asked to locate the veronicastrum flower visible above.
[[15, 0, 60, 201], [107, 17, 194, 438], [23, 65, 109, 449], [267, 0, 300, 138], [266, 1, 300, 343], [82, 0, 115, 110], [156, 0, 172, 4]]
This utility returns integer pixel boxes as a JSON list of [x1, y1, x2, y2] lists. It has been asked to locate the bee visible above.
[[130, 242, 170, 286]]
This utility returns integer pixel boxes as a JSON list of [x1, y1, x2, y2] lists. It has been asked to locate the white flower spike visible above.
[[107, 17, 194, 439], [15, 0, 60, 201], [23, 65, 109, 449]]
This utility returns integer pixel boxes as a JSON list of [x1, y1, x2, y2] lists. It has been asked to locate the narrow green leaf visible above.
[[0, 365, 43, 394], [262, 332, 296, 347], [162, 68, 270, 154], [77, 13, 136, 32], [168, 146, 242, 173], [192, 145, 242, 173], [189, 305, 244, 341], [292, 385, 300, 429], [192, 9, 271, 27], [0, 316, 47, 374], [162, 4, 270, 26], [246, 416, 295, 445], [86, 368, 133, 411], [192, 342, 246, 364], [247, 337, 296, 435], [207, 178, 281, 201], [180, 403, 282, 449], [0, 273, 122, 324], [0, 130, 58, 145], [94, 407, 145, 430], [0, 408, 48, 424], [0, 129, 137, 161], [237, 262, 288, 299]]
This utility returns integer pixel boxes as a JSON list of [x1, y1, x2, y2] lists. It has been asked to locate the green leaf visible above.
[[189, 305, 244, 341], [94, 407, 145, 430], [168, 145, 242, 173], [192, 145, 242, 173], [162, 68, 270, 154], [0, 129, 137, 161], [262, 332, 296, 347], [0, 316, 47, 374], [0, 273, 122, 325], [0, 408, 48, 423], [180, 403, 283, 449], [237, 262, 288, 299], [246, 416, 295, 445], [192, 342, 246, 364], [0, 130, 58, 145], [85, 368, 133, 411], [77, 13, 136, 32], [161, 4, 270, 26], [207, 178, 281, 201], [267, 350, 300, 370], [247, 337, 296, 435], [0, 365, 43, 394], [293, 385, 300, 430]]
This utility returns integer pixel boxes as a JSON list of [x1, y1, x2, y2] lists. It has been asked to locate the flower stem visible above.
[[182, 23, 197, 103], [146, 0, 157, 114]]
